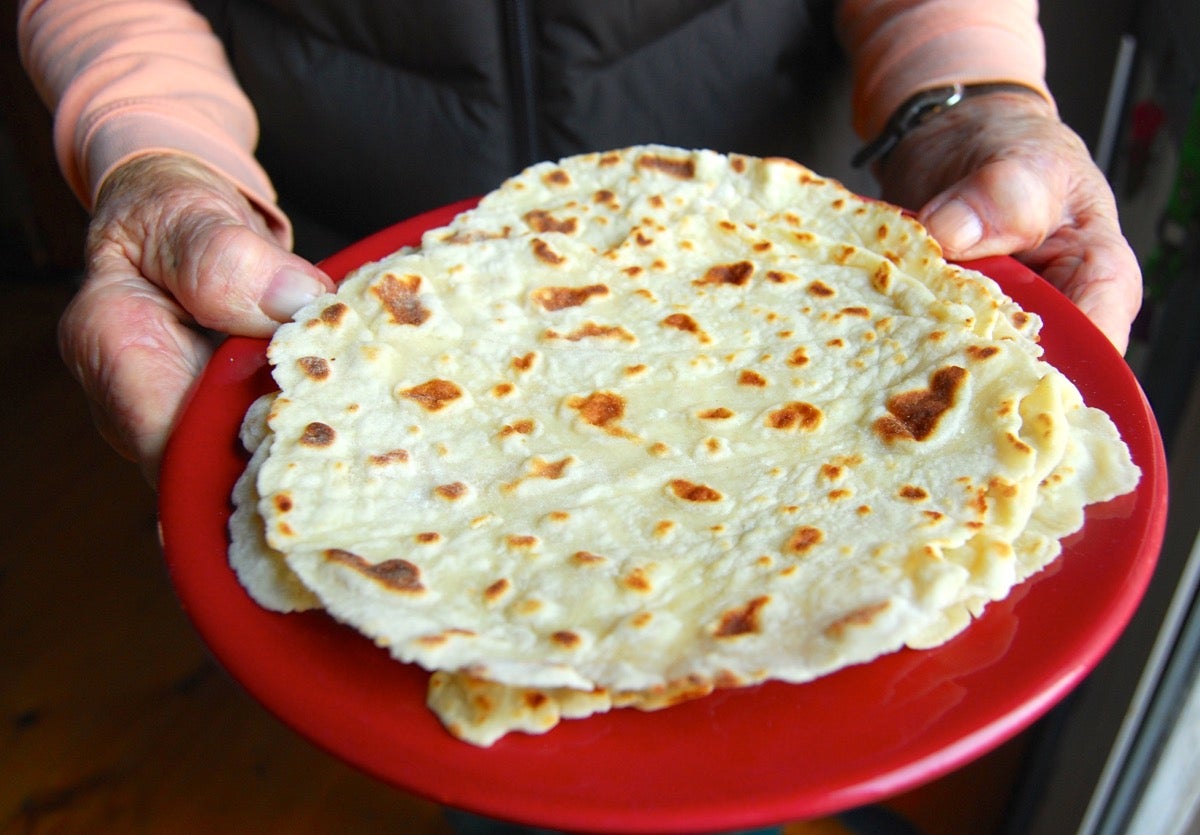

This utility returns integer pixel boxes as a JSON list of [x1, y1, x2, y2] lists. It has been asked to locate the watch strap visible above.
[[851, 81, 1049, 169]]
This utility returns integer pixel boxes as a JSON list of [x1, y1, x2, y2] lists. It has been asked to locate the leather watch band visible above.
[[851, 81, 1049, 169]]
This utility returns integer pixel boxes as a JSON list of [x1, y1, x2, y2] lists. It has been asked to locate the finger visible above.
[[59, 258, 214, 484], [917, 157, 1065, 260], [1024, 224, 1143, 356]]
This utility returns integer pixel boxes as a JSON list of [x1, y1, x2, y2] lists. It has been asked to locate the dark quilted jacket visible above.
[[192, 0, 840, 257]]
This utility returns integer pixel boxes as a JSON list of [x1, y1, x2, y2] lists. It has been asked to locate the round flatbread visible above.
[[231, 146, 1139, 744]]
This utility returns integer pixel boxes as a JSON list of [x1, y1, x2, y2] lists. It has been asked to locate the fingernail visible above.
[[924, 198, 983, 254], [260, 267, 326, 322]]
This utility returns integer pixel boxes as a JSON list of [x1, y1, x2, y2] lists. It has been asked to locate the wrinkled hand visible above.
[[876, 92, 1142, 354], [59, 154, 334, 485]]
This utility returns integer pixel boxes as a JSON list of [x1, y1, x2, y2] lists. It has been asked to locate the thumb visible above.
[[155, 214, 334, 338], [916, 157, 1063, 261]]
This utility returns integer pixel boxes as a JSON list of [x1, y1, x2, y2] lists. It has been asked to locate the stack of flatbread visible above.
[[228, 146, 1140, 746]]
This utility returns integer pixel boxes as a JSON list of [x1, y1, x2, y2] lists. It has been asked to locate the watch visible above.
[[851, 81, 1048, 169]]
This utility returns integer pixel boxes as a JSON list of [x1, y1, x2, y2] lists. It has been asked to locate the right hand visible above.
[[59, 153, 334, 485]]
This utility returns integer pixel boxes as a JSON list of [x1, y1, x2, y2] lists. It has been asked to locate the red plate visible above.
[[159, 199, 1167, 834]]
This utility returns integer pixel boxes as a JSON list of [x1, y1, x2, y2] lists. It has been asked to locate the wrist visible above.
[[852, 82, 1054, 169]]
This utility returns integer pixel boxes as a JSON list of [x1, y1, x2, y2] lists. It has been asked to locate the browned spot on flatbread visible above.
[[622, 567, 653, 593], [572, 551, 607, 566], [524, 209, 578, 235], [543, 169, 570, 186], [967, 345, 1001, 361], [500, 419, 535, 437], [899, 485, 929, 501], [532, 283, 609, 311], [530, 457, 572, 479], [297, 356, 330, 380], [319, 302, 348, 326], [714, 596, 770, 638], [661, 312, 710, 343], [372, 273, 431, 326], [368, 449, 409, 466], [787, 346, 810, 367], [551, 630, 582, 649], [699, 407, 734, 420], [417, 628, 476, 647], [434, 482, 468, 500], [872, 263, 892, 293], [299, 422, 336, 447], [484, 578, 511, 602], [415, 531, 440, 544], [808, 280, 835, 297], [273, 493, 293, 513], [766, 402, 823, 431], [1005, 432, 1034, 455], [546, 322, 636, 342], [323, 548, 424, 594], [766, 270, 798, 284], [567, 391, 626, 433], [522, 691, 550, 712], [512, 352, 537, 372], [738, 369, 768, 387], [669, 479, 723, 502], [695, 261, 754, 287], [825, 601, 890, 638], [531, 238, 565, 265], [784, 525, 824, 555], [401, 379, 462, 411], [637, 152, 696, 179], [874, 366, 967, 442], [819, 463, 844, 481], [502, 456, 575, 494], [441, 226, 511, 245]]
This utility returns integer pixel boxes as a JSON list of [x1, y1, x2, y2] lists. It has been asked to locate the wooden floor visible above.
[[0, 277, 1033, 834]]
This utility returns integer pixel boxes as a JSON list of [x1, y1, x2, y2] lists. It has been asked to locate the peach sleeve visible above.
[[837, 0, 1056, 141], [17, 0, 289, 243]]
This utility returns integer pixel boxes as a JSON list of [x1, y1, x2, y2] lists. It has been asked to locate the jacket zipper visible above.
[[504, 0, 541, 169]]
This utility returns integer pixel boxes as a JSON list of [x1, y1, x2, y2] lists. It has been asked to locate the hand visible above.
[[59, 154, 334, 485], [875, 92, 1142, 354]]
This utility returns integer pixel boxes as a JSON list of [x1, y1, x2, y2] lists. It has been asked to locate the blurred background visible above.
[[2, 0, 1198, 833]]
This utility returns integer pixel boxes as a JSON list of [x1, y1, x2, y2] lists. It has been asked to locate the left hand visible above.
[[875, 91, 1142, 355]]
